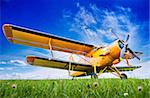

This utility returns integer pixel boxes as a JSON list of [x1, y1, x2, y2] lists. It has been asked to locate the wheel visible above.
[[120, 73, 127, 80], [91, 73, 98, 79], [72, 76, 74, 80]]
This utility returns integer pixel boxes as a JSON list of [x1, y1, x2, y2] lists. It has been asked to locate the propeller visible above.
[[109, 28, 141, 66], [125, 44, 141, 60]]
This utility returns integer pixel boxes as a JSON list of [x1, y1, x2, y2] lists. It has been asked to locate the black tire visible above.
[[72, 76, 74, 80], [120, 73, 127, 80]]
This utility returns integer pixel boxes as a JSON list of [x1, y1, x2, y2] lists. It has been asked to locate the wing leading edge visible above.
[[3, 24, 95, 56]]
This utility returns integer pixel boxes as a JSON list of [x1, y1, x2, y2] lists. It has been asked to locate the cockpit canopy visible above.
[[118, 40, 124, 49]]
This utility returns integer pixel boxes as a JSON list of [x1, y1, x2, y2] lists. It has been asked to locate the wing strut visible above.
[[98, 66, 107, 76], [48, 38, 53, 59], [68, 54, 74, 75], [109, 66, 121, 77]]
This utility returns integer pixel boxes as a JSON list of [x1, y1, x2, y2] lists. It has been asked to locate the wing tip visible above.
[[26, 56, 35, 65], [2, 24, 13, 43]]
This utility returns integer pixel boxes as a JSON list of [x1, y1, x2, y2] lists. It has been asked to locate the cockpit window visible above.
[[118, 40, 124, 49]]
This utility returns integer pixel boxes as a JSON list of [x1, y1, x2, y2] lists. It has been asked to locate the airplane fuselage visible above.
[[90, 40, 122, 68]]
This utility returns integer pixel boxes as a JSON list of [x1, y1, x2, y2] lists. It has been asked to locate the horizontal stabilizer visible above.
[[106, 66, 141, 72], [116, 66, 141, 71]]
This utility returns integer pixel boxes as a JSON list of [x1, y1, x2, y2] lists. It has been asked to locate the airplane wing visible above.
[[26, 56, 93, 72], [3, 24, 95, 56], [26, 56, 141, 77]]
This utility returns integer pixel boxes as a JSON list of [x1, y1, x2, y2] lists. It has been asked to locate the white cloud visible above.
[[64, 3, 139, 48], [0, 67, 14, 71], [0, 61, 7, 64], [10, 60, 27, 66], [0, 59, 28, 67], [0, 68, 4, 70], [6, 67, 14, 70]]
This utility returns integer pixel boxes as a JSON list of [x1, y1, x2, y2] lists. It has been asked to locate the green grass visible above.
[[0, 79, 150, 98]]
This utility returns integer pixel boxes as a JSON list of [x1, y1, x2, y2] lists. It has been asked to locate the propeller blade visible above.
[[125, 44, 128, 51], [127, 48, 141, 60], [134, 52, 143, 55], [109, 28, 120, 40], [125, 34, 130, 42]]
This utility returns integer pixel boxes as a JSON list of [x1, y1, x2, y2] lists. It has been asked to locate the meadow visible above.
[[0, 79, 149, 98]]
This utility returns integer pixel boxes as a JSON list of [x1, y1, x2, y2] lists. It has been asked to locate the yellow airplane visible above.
[[2, 24, 143, 79]]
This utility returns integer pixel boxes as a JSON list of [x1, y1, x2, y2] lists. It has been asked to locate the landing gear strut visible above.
[[91, 73, 98, 79], [109, 66, 128, 80], [91, 65, 98, 79]]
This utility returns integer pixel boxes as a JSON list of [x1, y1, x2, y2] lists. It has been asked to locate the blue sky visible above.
[[0, 0, 149, 79]]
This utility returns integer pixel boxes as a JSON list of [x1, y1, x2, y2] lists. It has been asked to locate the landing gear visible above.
[[120, 73, 127, 80], [91, 73, 98, 79], [108, 66, 128, 80], [91, 65, 98, 79]]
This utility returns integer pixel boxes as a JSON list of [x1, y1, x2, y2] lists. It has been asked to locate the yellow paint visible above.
[[89, 41, 121, 67], [70, 71, 86, 77], [92, 48, 106, 57], [3, 24, 93, 56], [4, 24, 133, 77]]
